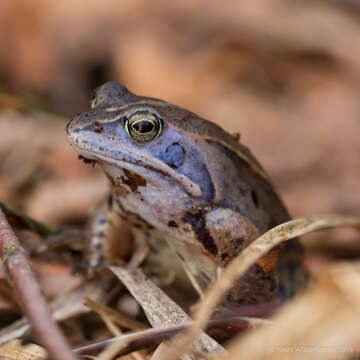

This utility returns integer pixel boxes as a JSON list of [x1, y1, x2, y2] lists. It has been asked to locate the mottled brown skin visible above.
[[66, 81, 309, 304]]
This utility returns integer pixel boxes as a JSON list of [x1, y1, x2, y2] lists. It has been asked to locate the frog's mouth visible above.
[[69, 140, 202, 198]]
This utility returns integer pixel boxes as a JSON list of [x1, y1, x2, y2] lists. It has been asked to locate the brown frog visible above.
[[66, 81, 309, 305]]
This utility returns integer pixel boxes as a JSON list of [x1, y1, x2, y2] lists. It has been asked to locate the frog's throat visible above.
[[70, 143, 202, 198]]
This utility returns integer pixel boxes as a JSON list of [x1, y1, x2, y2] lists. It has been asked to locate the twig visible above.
[[0, 207, 77, 360], [31, 227, 84, 256], [0, 201, 53, 237], [0, 273, 114, 345], [73, 308, 268, 357], [156, 215, 360, 360], [74, 325, 186, 357]]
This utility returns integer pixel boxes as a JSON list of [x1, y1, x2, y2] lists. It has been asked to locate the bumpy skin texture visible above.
[[66, 81, 309, 305]]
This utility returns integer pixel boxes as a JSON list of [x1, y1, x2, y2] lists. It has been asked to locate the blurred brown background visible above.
[[0, 0, 359, 252]]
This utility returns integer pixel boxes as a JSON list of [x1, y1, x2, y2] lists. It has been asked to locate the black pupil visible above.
[[133, 120, 155, 133]]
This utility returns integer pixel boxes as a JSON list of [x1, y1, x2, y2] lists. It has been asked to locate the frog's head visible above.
[[66, 81, 219, 202]]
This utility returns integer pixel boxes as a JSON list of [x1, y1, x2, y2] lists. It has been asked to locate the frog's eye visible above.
[[125, 113, 162, 143]]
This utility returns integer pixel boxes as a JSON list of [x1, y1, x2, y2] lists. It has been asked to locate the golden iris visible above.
[[125, 113, 162, 143]]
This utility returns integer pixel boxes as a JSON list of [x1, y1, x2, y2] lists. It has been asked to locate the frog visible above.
[[65, 81, 309, 305]]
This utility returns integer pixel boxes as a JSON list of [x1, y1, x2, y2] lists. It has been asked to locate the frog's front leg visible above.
[[164, 208, 263, 300], [182, 208, 309, 305], [86, 195, 133, 273], [206, 208, 309, 304]]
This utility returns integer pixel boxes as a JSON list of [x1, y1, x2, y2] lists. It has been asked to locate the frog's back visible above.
[[159, 103, 309, 302], [157, 103, 289, 228]]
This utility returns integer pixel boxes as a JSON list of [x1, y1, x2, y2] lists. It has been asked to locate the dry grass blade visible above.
[[84, 297, 146, 331], [85, 298, 146, 360], [156, 215, 360, 360], [86, 298, 122, 337], [151, 342, 173, 360], [101, 266, 225, 360], [214, 263, 360, 360]]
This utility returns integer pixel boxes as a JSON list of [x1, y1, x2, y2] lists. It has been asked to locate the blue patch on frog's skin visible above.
[[161, 142, 185, 169], [155, 141, 215, 203]]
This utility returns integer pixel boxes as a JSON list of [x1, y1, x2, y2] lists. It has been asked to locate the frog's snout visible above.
[[65, 114, 83, 136], [65, 118, 73, 136]]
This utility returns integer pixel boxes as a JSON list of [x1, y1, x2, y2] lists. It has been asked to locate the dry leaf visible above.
[[100, 266, 225, 360], [0, 340, 46, 360]]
